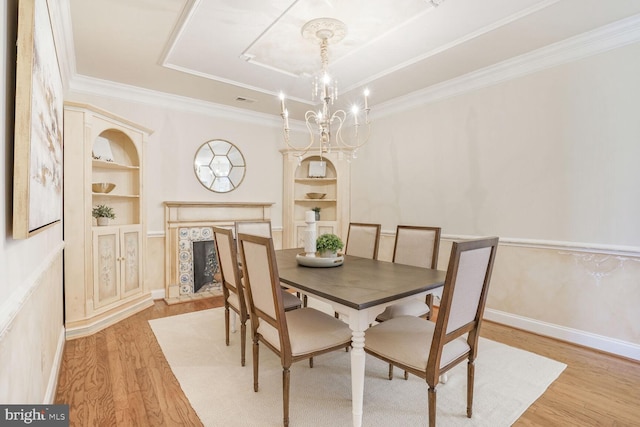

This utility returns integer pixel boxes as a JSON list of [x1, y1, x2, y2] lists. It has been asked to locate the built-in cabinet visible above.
[[92, 225, 143, 309], [282, 149, 351, 248], [63, 102, 153, 339]]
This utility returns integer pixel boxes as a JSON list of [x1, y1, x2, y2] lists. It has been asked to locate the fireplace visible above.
[[164, 201, 273, 304], [192, 239, 217, 293], [176, 227, 220, 295]]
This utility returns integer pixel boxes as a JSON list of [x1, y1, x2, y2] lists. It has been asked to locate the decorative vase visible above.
[[319, 250, 337, 258], [97, 217, 109, 226], [315, 211, 320, 221]]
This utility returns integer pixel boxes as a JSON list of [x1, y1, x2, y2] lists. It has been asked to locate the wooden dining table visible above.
[[275, 248, 447, 427]]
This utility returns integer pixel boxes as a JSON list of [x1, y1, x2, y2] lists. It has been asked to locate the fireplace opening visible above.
[[192, 240, 218, 293]]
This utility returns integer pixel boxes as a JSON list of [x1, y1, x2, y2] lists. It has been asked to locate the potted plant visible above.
[[92, 204, 115, 226], [312, 206, 321, 221], [315, 233, 344, 258]]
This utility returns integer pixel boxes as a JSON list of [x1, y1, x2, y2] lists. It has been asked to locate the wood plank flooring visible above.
[[55, 297, 640, 426]]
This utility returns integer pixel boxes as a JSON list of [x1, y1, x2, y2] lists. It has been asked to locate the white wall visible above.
[[351, 41, 640, 359], [0, 0, 65, 403], [352, 42, 640, 246]]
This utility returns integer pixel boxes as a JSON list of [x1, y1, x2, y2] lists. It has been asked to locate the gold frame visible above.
[[13, 0, 63, 238]]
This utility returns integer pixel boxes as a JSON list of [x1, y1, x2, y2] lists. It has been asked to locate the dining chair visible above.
[[375, 225, 441, 380], [213, 227, 302, 366], [235, 220, 272, 239], [364, 236, 499, 427], [235, 220, 309, 307], [376, 225, 441, 323], [213, 226, 250, 366], [345, 222, 381, 259], [238, 233, 353, 427]]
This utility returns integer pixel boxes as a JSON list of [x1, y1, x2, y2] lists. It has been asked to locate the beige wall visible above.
[[351, 43, 640, 360], [0, 0, 65, 402]]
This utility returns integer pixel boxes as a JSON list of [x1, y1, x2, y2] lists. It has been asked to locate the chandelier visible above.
[[279, 18, 371, 160]]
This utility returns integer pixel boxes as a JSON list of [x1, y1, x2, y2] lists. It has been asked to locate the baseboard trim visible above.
[[44, 325, 66, 403], [151, 289, 166, 300], [65, 295, 154, 340], [484, 308, 640, 362]]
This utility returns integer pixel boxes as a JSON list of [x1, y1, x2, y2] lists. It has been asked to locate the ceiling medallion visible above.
[[279, 18, 370, 162]]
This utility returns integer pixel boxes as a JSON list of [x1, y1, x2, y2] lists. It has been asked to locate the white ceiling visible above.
[[67, 0, 640, 119]]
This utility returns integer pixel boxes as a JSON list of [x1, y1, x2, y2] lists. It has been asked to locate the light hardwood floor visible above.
[[55, 297, 640, 426]]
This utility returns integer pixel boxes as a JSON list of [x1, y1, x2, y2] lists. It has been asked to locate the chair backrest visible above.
[[393, 225, 441, 269], [345, 222, 381, 259], [427, 237, 499, 380], [213, 226, 246, 314], [235, 220, 272, 239], [237, 233, 291, 358]]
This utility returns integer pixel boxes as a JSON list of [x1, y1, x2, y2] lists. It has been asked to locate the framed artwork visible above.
[[13, 0, 63, 238], [308, 160, 326, 178]]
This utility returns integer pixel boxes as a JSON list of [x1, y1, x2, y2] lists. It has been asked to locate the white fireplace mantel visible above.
[[163, 201, 273, 304]]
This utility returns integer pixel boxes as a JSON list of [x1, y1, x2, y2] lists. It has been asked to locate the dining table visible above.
[[275, 248, 447, 427]]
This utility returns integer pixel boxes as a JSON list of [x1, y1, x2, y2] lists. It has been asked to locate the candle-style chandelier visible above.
[[279, 18, 371, 160]]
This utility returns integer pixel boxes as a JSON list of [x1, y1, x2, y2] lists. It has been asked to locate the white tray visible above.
[[296, 253, 344, 268]]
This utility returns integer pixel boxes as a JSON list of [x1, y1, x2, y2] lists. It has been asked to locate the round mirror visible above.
[[194, 139, 246, 193]]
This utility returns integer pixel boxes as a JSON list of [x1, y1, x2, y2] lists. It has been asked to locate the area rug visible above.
[[150, 307, 566, 427]]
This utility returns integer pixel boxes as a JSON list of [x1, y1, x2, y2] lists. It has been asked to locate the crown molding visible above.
[[374, 13, 640, 119], [68, 74, 281, 128]]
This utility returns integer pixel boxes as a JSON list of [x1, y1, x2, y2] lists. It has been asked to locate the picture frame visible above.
[[13, 0, 64, 238], [308, 160, 326, 178]]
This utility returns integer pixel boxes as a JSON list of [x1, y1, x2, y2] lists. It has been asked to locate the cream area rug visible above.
[[150, 307, 566, 427]]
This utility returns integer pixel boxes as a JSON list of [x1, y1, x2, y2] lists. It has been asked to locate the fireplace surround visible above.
[[164, 201, 273, 304]]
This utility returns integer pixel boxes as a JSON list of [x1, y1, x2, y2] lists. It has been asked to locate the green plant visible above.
[[311, 207, 321, 213], [316, 233, 343, 253], [92, 204, 116, 219]]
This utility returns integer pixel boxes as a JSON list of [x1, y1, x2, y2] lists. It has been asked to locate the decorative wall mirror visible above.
[[194, 139, 246, 193]]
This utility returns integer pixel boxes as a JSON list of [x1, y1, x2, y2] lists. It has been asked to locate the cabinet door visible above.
[[120, 225, 143, 297], [93, 227, 121, 308]]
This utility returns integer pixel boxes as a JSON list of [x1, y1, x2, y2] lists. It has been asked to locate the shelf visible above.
[[92, 159, 139, 170], [294, 177, 336, 183], [295, 198, 336, 202], [93, 193, 140, 199]]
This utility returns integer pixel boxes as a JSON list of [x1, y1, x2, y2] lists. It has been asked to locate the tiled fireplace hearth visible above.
[[164, 201, 273, 304]]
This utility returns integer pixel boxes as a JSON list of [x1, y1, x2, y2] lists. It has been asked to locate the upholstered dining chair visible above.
[[213, 227, 301, 366], [235, 220, 272, 239], [364, 236, 499, 427], [345, 222, 381, 259], [238, 233, 353, 427], [376, 225, 441, 323], [213, 226, 250, 366], [234, 220, 307, 310], [375, 225, 441, 380]]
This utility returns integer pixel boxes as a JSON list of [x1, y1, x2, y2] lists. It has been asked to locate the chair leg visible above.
[[309, 357, 314, 368], [253, 339, 259, 392], [283, 366, 290, 427], [467, 360, 475, 418], [404, 370, 409, 380], [303, 294, 308, 307], [224, 306, 230, 346], [388, 364, 393, 380], [240, 320, 246, 367], [425, 294, 433, 321], [428, 385, 437, 427]]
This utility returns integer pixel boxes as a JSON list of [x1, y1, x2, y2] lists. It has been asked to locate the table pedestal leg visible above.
[[350, 330, 365, 427]]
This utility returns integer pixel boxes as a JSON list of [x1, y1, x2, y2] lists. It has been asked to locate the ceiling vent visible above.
[[235, 96, 256, 103]]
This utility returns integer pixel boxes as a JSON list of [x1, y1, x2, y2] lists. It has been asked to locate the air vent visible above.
[[235, 96, 256, 103]]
